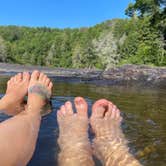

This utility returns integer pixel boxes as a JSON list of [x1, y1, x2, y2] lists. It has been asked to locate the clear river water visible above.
[[0, 75, 166, 166]]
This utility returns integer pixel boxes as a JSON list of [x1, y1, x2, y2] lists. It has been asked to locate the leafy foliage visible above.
[[0, 0, 165, 68], [0, 36, 8, 62]]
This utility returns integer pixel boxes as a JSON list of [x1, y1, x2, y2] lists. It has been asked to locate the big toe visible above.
[[74, 97, 88, 117], [91, 99, 109, 119], [31, 70, 40, 81]]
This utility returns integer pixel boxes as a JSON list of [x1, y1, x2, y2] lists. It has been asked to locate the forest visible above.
[[0, 0, 165, 69]]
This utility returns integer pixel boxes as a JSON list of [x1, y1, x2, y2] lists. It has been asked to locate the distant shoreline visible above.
[[0, 63, 166, 88]]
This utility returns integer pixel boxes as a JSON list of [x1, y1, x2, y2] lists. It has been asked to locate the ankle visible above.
[[25, 104, 42, 116], [0, 96, 10, 112]]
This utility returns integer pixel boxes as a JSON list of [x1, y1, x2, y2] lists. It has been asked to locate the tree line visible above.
[[0, 0, 165, 69]]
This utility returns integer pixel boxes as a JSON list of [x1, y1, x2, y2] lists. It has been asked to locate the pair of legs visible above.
[[0, 71, 53, 166], [57, 98, 142, 165], [0, 71, 141, 166]]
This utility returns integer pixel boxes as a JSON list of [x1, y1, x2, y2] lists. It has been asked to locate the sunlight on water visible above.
[[0, 76, 166, 166]]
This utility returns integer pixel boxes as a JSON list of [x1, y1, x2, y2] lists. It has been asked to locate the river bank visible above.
[[0, 63, 166, 88]]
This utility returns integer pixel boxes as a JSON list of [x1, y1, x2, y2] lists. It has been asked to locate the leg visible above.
[[90, 99, 142, 166], [0, 72, 30, 115], [0, 71, 53, 166], [57, 97, 94, 166]]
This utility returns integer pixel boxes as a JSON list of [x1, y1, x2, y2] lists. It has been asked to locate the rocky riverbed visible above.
[[0, 63, 166, 88]]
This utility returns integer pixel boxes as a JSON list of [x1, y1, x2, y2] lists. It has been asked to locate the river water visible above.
[[0, 76, 166, 166]]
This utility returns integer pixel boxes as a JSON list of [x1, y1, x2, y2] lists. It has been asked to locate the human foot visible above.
[[57, 97, 94, 166], [90, 99, 141, 166], [27, 70, 53, 115], [0, 72, 30, 115]]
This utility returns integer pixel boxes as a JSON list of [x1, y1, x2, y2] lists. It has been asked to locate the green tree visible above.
[[0, 36, 8, 62], [125, 0, 165, 17], [125, 3, 136, 17], [92, 31, 120, 69]]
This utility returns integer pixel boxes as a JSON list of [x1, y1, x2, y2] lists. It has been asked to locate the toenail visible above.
[[96, 106, 105, 112], [75, 100, 81, 105], [66, 101, 71, 105]]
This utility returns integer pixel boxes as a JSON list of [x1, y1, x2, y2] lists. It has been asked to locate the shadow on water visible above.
[[0, 76, 166, 166]]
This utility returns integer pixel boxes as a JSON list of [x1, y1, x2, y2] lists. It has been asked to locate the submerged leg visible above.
[[90, 99, 142, 166], [57, 97, 94, 166], [0, 71, 53, 166], [0, 72, 30, 115]]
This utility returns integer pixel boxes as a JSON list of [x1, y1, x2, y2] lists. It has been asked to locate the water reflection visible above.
[[0, 76, 166, 166]]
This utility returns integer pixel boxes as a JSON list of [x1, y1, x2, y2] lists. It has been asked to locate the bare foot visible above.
[[0, 72, 30, 115], [90, 99, 141, 166], [57, 97, 94, 166], [27, 70, 53, 115]]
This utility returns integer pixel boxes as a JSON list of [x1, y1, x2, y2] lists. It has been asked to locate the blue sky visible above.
[[0, 0, 134, 28]]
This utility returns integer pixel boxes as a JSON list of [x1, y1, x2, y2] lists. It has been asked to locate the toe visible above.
[[60, 105, 66, 115], [91, 99, 108, 118], [115, 108, 121, 120], [105, 102, 113, 118], [114, 107, 123, 122], [42, 75, 48, 85], [92, 99, 108, 111], [45, 78, 50, 86], [39, 73, 45, 81], [92, 106, 105, 118], [8, 77, 15, 85], [10, 77, 15, 82], [65, 101, 74, 115], [57, 110, 65, 122], [15, 73, 22, 82], [110, 105, 117, 119], [48, 82, 53, 90], [74, 97, 88, 116], [7, 80, 11, 86], [23, 72, 30, 82], [31, 70, 40, 81], [57, 109, 63, 119]]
